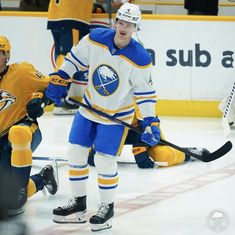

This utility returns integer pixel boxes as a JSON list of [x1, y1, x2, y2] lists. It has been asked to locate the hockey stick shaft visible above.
[[67, 97, 232, 162], [106, 0, 112, 27], [223, 81, 235, 119]]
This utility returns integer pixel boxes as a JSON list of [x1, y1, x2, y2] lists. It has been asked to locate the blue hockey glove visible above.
[[140, 117, 161, 147], [26, 92, 49, 120], [45, 71, 70, 106], [73, 69, 89, 82], [132, 145, 155, 168]]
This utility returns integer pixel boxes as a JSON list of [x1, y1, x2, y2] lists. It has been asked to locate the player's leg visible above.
[[89, 124, 128, 232], [53, 112, 96, 223], [148, 144, 210, 166], [52, 27, 88, 115], [149, 145, 186, 167], [51, 28, 76, 114], [9, 123, 58, 204], [0, 135, 27, 216]]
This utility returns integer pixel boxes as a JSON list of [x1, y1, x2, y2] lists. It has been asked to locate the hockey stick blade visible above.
[[200, 141, 232, 162], [161, 139, 232, 162]]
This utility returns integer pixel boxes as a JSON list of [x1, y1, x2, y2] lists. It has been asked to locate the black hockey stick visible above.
[[67, 97, 232, 162]]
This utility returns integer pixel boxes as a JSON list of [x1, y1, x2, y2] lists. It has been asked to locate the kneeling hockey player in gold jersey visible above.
[[0, 36, 58, 216]]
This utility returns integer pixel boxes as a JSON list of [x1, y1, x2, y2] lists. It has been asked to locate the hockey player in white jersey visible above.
[[46, 2, 160, 232]]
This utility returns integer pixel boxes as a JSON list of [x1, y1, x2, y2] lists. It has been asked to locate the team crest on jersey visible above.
[[0, 90, 16, 112], [92, 65, 119, 96]]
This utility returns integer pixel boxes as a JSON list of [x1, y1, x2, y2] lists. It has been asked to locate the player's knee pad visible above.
[[9, 126, 32, 146], [67, 143, 90, 165], [149, 145, 185, 166], [94, 152, 117, 175]]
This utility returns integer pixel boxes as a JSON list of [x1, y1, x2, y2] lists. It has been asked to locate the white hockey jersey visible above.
[[59, 28, 157, 124]]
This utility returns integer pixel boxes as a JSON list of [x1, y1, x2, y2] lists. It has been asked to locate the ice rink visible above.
[[12, 113, 235, 235]]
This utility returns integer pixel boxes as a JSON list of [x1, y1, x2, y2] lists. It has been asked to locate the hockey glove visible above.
[[45, 71, 70, 106], [26, 92, 49, 120], [140, 117, 161, 147], [132, 145, 154, 168]]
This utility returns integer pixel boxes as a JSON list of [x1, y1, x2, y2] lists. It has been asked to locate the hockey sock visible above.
[[27, 176, 44, 197], [94, 152, 118, 204], [68, 144, 90, 197]]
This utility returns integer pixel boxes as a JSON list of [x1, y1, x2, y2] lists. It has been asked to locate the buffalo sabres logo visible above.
[[0, 90, 16, 112], [92, 65, 119, 96]]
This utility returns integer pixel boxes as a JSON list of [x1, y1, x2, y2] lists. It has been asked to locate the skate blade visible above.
[[7, 207, 25, 217], [90, 219, 112, 232], [53, 212, 86, 224], [53, 108, 78, 115]]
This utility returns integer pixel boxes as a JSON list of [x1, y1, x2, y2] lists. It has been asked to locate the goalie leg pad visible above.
[[148, 145, 185, 166]]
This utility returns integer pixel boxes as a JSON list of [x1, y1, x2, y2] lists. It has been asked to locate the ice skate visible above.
[[90, 203, 114, 232], [53, 196, 87, 223], [53, 101, 79, 115], [39, 165, 58, 195]]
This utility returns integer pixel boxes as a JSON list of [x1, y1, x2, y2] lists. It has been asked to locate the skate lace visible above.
[[60, 198, 78, 210], [95, 204, 109, 218], [46, 183, 53, 190]]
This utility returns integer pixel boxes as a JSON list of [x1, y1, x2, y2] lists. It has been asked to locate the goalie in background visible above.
[[0, 36, 58, 216], [219, 94, 235, 126], [218, 83, 235, 137]]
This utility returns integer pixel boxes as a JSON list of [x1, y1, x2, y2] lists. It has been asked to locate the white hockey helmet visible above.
[[116, 3, 141, 27]]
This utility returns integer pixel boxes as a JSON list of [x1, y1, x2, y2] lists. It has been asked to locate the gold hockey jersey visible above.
[[47, 0, 94, 29], [0, 62, 49, 137]]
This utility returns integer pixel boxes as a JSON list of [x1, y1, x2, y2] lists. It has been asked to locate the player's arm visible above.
[[45, 70, 71, 106], [46, 37, 90, 105], [132, 66, 160, 147]]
